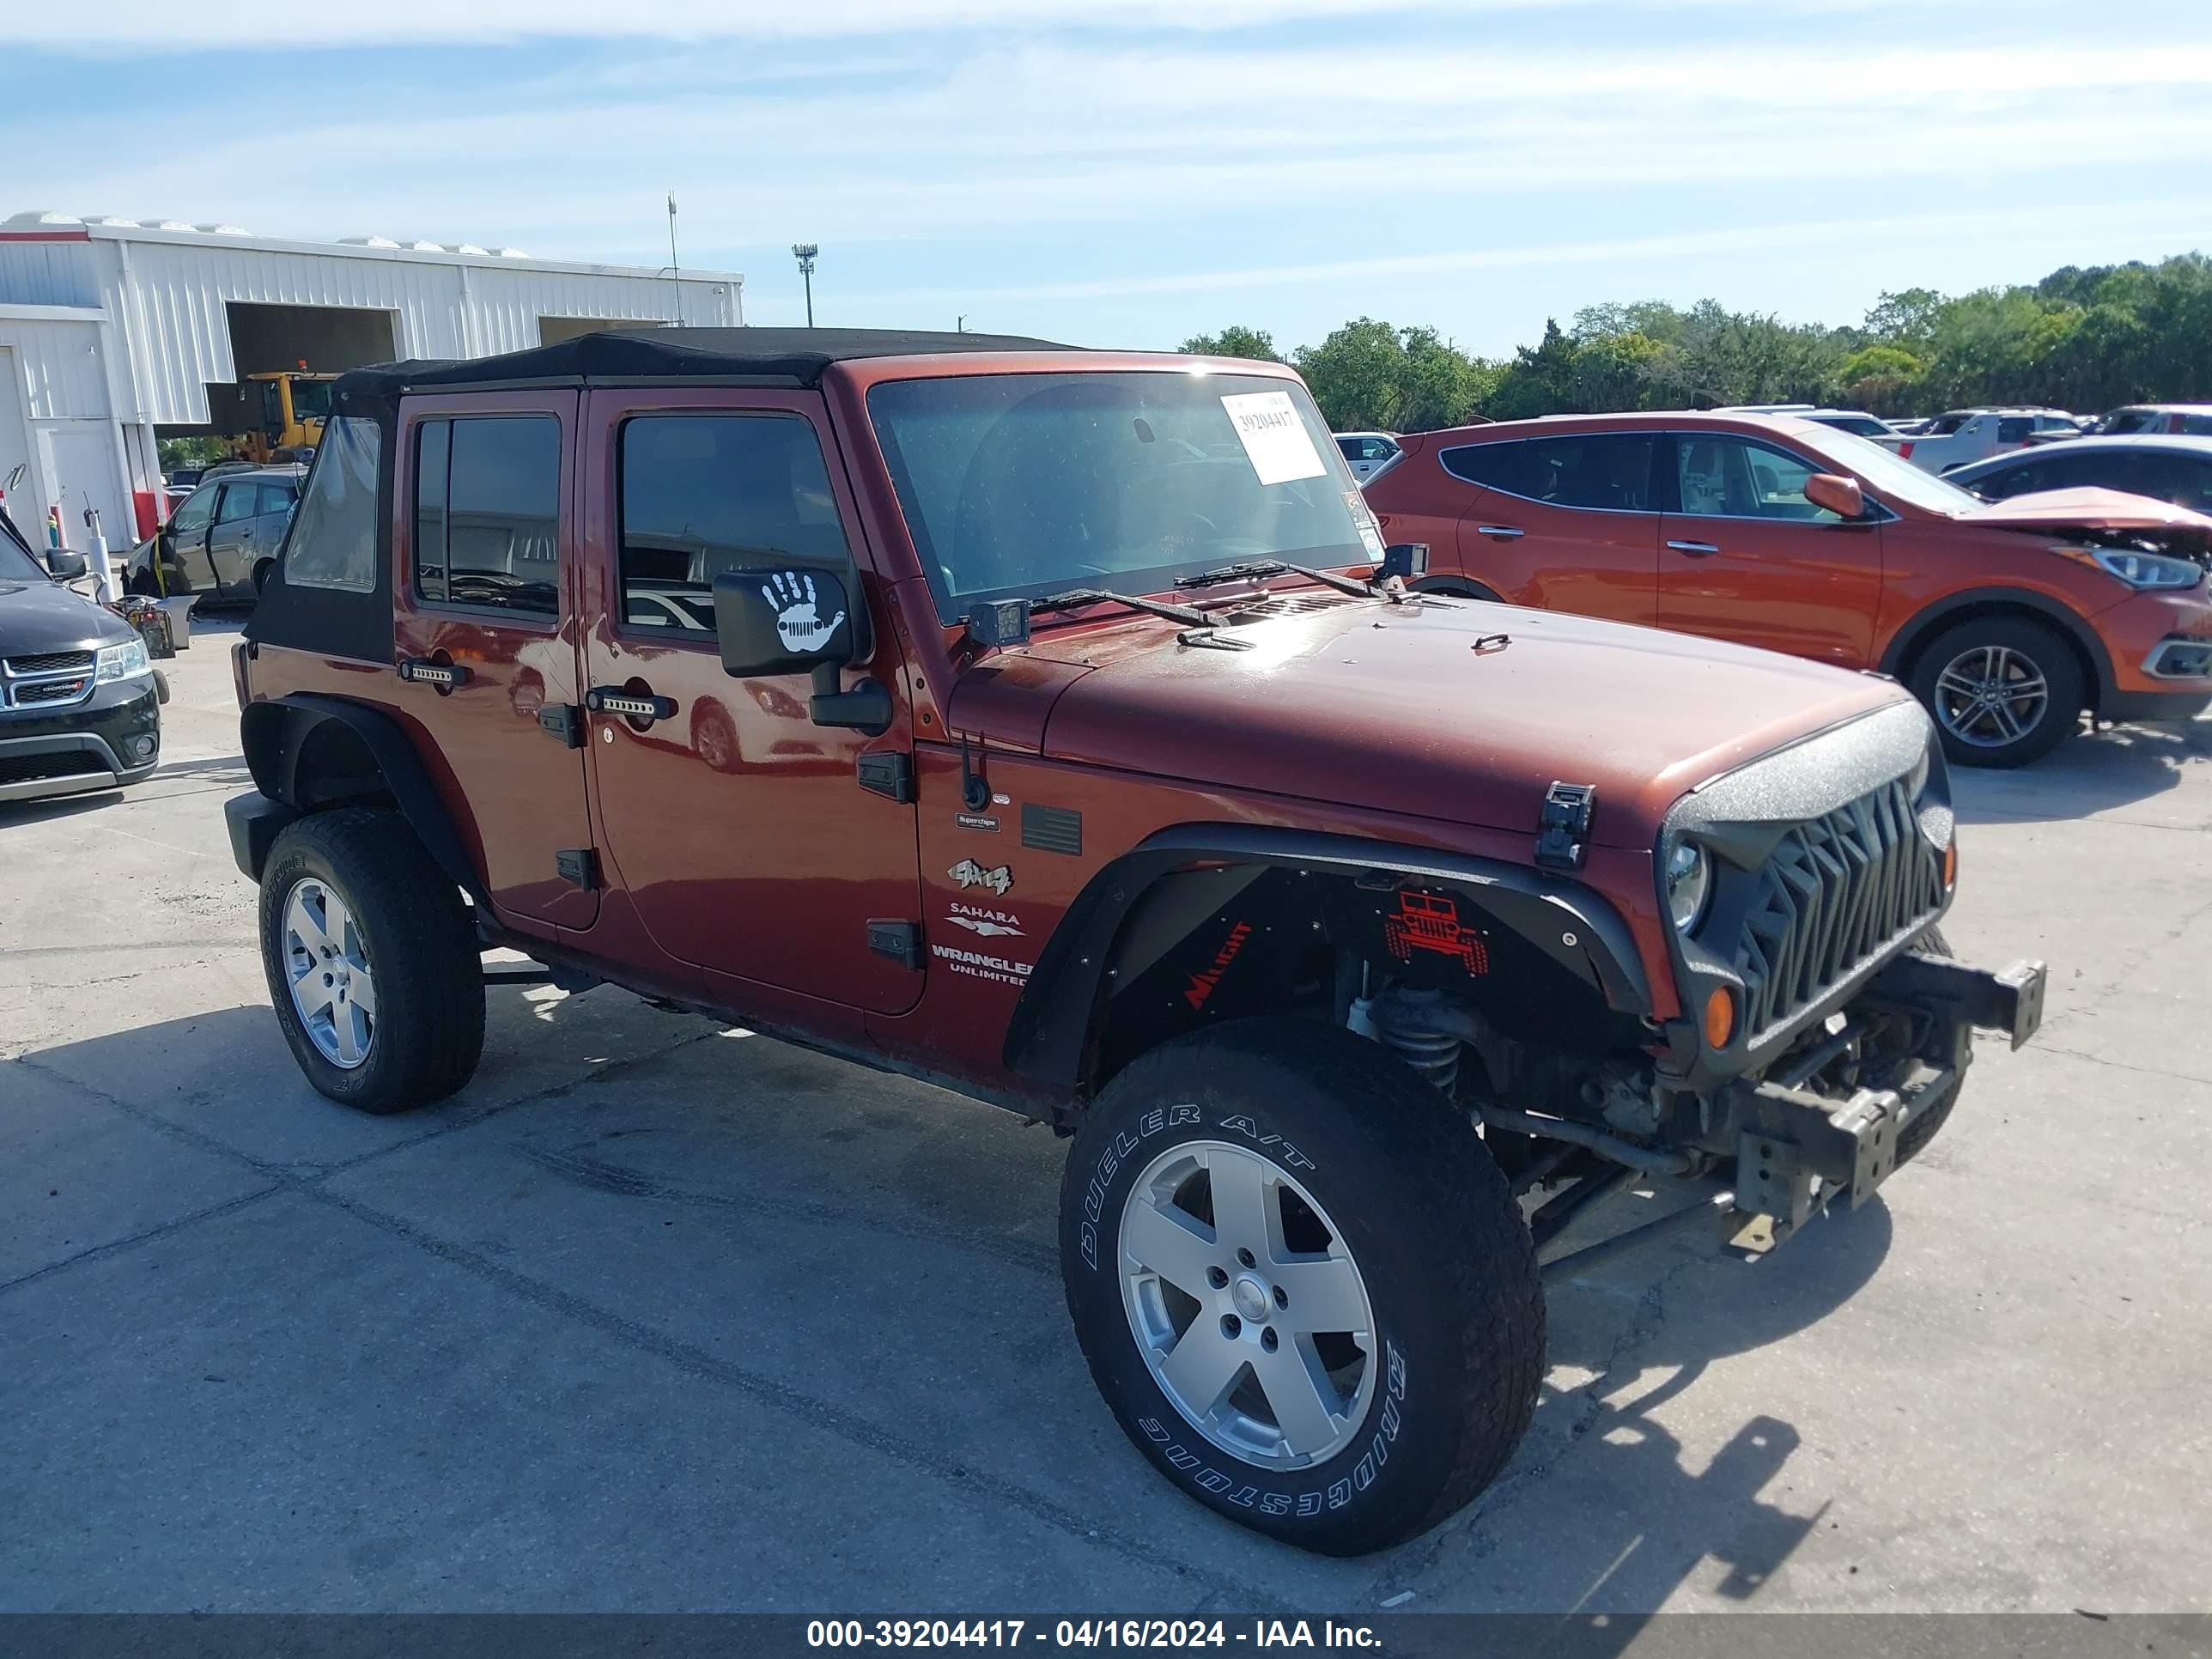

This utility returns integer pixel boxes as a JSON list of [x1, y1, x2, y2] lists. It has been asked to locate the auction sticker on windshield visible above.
[[1220, 391, 1328, 486]]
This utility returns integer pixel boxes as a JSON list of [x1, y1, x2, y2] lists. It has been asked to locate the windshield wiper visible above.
[[1173, 558, 1376, 599], [1030, 588, 1208, 626]]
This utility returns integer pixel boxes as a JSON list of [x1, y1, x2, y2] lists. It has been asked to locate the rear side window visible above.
[[2125, 453, 2212, 513], [1442, 434, 1656, 511], [262, 482, 299, 515], [283, 416, 380, 592], [2180, 414, 2212, 435], [618, 414, 850, 633], [215, 482, 261, 525], [1996, 417, 2032, 444], [413, 416, 562, 615], [2103, 409, 2154, 434]]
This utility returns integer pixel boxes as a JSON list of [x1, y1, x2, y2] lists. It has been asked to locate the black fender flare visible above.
[[1004, 823, 1655, 1091], [238, 693, 488, 905], [1878, 587, 2113, 703]]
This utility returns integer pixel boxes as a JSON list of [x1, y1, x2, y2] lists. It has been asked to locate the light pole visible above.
[[792, 243, 818, 327]]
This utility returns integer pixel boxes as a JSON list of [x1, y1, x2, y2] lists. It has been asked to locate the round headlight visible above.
[[1666, 842, 1711, 934]]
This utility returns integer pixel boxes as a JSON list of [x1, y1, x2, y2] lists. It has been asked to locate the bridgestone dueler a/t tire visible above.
[[1059, 1018, 1545, 1556], [258, 807, 485, 1115]]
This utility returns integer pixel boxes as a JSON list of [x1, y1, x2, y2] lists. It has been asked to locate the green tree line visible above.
[[1182, 252, 2212, 433]]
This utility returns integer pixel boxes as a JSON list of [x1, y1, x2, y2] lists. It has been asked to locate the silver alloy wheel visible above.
[[1118, 1139, 1376, 1471], [1934, 643, 2049, 750], [281, 877, 378, 1069]]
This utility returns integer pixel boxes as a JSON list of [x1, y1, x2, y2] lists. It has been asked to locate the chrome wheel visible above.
[[1118, 1139, 1376, 1471], [281, 877, 377, 1068], [1934, 643, 2049, 750]]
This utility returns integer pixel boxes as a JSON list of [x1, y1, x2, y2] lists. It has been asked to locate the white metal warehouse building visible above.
[[0, 211, 742, 549]]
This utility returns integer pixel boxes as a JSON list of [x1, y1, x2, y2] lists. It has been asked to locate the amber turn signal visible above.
[[1703, 986, 1735, 1050], [1943, 837, 1958, 888]]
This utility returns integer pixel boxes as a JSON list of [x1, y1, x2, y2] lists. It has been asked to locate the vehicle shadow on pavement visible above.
[[9, 988, 1890, 1613], [1392, 1197, 1895, 1611], [1954, 719, 2212, 824]]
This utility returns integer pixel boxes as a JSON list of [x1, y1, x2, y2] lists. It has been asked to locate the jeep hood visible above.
[[1950, 487, 2212, 555], [1027, 595, 1914, 851]]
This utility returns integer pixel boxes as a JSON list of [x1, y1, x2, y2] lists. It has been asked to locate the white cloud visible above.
[[13, 0, 1909, 49], [842, 198, 2212, 307]]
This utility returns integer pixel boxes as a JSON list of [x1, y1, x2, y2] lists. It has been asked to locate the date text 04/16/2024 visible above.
[[805, 1620, 1382, 1649]]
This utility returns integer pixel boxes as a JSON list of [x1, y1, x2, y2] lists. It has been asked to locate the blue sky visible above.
[[11, 0, 2212, 357]]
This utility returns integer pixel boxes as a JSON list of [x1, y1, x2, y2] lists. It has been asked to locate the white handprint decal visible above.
[[761, 571, 848, 654]]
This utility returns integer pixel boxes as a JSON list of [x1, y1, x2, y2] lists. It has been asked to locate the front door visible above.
[[1657, 432, 1885, 667], [1443, 428, 1661, 625], [392, 390, 597, 931], [157, 482, 222, 593], [206, 477, 275, 595], [580, 387, 923, 1015]]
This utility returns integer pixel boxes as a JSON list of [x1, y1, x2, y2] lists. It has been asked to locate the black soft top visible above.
[[333, 326, 1075, 416]]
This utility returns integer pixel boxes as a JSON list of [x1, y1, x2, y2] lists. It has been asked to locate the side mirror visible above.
[[45, 549, 88, 580], [1804, 473, 1866, 520], [710, 556, 889, 735]]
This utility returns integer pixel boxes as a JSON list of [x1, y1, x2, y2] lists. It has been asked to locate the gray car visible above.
[[1945, 434, 2212, 514], [125, 465, 304, 601]]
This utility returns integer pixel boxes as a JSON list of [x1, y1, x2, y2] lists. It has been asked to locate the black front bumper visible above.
[[0, 678, 161, 804], [1711, 947, 2045, 1246]]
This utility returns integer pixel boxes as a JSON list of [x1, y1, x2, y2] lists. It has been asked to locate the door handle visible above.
[[397, 657, 471, 690], [1667, 539, 1720, 556], [1475, 525, 1525, 539], [586, 686, 678, 724]]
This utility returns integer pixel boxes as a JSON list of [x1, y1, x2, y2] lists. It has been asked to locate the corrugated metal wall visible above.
[[1, 234, 740, 426], [0, 312, 112, 420]]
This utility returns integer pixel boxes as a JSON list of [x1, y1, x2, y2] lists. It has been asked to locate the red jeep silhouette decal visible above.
[[1384, 891, 1489, 975]]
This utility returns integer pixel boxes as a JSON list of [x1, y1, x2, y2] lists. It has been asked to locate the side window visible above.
[[412, 416, 561, 615], [2124, 454, 2212, 512], [2179, 414, 2212, 436], [1996, 417, 2033, 444], [618, 413, 850, 635], [1441, 441, 1532, 492], [170, 485, 216, 534], [1972, 459, 2051, 501], [1676, 437, 1839, 520], [258, 482, 298, 517], [1443, 434, 1654, 510], [283, 416, 380, 592], [215, 482, 260, 525]]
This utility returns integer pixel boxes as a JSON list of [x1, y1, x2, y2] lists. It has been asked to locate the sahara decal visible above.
[[1383, 890, 1489, 975], [1183, 920, 1254, 1011], [949, 859, 1013, 896], [946, 902, 1023, 938]]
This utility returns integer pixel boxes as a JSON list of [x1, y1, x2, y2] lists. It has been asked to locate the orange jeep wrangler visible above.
[[223, 330, 2045, 1554]]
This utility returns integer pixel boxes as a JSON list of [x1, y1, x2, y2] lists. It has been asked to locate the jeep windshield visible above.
[[866, 371, 1378, 621]]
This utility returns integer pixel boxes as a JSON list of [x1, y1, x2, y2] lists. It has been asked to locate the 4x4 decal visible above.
[[1384, 890, 1489, 975]]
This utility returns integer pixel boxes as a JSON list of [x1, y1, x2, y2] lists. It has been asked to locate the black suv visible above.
[[0, 505, 161, 805]]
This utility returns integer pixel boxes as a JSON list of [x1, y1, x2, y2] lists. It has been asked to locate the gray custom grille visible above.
[[1733, 776, 1945, 1039]]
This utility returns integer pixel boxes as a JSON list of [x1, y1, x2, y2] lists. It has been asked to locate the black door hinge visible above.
[[556, 848, 600, 890], [867, 920, 925, 969], [1534, 781, 1595, 871], [857, 751, 915, 804], [538, 704, 584, 748]]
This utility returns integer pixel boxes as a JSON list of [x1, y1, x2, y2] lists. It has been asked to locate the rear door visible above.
[[1438, 430, 1661, 624], [392, 391, 597, 932], [578, 387, 923, 1014], [1657, 431, 1885, 666]]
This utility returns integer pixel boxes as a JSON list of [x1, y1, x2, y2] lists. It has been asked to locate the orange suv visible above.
[[1364, 411, 2212, 765]]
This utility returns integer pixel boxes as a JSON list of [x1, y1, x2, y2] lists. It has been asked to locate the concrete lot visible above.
[[3, 617, 2209, 1615]]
